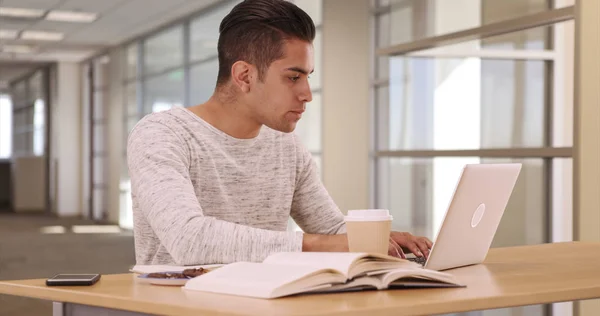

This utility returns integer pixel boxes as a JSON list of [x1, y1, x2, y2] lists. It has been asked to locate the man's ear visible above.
[[231, 61, 257, 93]]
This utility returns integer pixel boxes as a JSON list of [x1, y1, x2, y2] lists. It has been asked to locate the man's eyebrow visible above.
[[285, 67, 314, 75]]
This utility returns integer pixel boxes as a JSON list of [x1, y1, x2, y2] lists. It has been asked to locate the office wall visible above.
[[12, 156, 46, 211], [322, 0, 371, 214]]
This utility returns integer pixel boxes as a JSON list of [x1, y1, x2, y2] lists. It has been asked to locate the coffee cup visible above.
[[344, 209, 392, 255]]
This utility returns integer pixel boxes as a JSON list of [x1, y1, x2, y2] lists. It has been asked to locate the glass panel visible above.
[[189, 60, 219, 105], [552, 158, 572, 241], [93, 188, 105, 220], [377, 157, 547, 248], [308, 29, 322, 90], [144, 25, 184, 74], [293, 0, 322, 26], [33, 99, 44, 156], [378, 58, 546, 150], [143, 70, 184, 114], [93, 124, 105, 153], [125, 82, 138, 117], [121, 154, 130, 180], [127, 116, 139, 134], [93, 57, 109, 89], [25, 130, 33, 155], [93, 91, 105, 121], [12, 111, 25, 133], [93, 156, 105, 184], [126, 43, 138, 79], [294, 92, 322, 152], [28, 71, 45, 100], [189, 2, 238, 62], [376, 0, 550, 47], [0, 96, 12, 159], [12, 81, 26, 105]]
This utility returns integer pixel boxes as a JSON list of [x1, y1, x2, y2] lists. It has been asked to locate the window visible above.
[[10, 69, 48, 157], [190, 2, 238, 62], [144, 70, 185, 114], [292, 0, 323, 167], [373, 1, 572, 316], [189, 60, 219, 105], [0, 95, 12, 159], [33, 99, 45, 156], [144, 26, 184, 75]]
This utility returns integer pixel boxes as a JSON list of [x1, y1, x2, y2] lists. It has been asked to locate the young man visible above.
[[127, 0, 432, 265]]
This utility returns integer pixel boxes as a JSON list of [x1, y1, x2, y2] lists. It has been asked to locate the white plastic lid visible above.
[[344, 209, 393, 222]]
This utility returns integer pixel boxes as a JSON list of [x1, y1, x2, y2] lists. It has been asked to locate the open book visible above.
[[183, 252, 464, 299]]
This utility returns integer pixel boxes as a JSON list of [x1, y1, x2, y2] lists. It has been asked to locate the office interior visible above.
[[0, 0, 598, 315]]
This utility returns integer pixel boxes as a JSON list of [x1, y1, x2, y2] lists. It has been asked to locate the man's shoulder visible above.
[[134, 107, 189, 129]]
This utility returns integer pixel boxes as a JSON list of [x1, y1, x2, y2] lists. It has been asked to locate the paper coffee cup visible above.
[[344, 209, 393, 255]]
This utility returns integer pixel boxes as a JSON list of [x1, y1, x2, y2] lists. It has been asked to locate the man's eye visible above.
[[290, 76, 300, 82]]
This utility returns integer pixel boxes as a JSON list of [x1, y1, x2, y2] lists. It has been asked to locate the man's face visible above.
[[247, 38, 314, 133]]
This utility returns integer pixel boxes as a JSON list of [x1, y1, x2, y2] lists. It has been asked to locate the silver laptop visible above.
[[408, 163, 522, 271]]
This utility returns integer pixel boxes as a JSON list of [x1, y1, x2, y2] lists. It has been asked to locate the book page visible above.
[[263, 252, 369, 276], [381, 268, 462, 286], [183, 262, 345, 299]]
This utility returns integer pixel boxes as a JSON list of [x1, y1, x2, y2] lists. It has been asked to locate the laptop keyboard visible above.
[[407, 256, 427, 266]]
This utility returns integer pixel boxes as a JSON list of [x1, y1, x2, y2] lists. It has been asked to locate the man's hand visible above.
[[388, 232, 433, 259]]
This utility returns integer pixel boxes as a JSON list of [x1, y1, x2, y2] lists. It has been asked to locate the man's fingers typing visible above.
[[416, 239, 430, 258]]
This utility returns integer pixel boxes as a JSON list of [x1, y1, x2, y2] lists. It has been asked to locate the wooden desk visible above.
[[1, 241, 599, 316]]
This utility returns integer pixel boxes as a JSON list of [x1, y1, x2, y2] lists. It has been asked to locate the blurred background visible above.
[[0, 0, 597, 315]]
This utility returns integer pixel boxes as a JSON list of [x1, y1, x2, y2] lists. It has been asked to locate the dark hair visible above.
[[216, 0, 316, 86]]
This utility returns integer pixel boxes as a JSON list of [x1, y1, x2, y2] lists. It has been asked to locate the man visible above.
[[127, 0, 432, 265]]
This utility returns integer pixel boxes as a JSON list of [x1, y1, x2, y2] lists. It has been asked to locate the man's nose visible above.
[[300, 82, 313, 103]]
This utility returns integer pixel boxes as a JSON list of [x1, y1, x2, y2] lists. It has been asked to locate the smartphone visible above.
[[46, 274, 101, 286]]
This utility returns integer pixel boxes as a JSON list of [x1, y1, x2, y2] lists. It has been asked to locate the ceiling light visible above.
[[1, 45, 36, 54], [0, 7, 45, 18], [46, 10, 98, 23], [21, 31, 64, 41], [0, 29, 19, 40]]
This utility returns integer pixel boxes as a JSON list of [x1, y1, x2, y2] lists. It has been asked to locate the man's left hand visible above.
[[389, 232, 433, 259]]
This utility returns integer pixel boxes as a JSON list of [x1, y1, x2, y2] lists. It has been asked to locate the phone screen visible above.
[[51, 274, 98, 280]]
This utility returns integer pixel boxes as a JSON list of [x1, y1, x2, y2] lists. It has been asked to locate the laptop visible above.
[[407, 163, 522, 271]]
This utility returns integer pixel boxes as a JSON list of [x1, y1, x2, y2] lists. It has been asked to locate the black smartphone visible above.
[[46, 274, 101, 286]]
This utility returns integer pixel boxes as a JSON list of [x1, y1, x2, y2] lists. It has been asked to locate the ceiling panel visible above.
[[0, 0, 61, 10], [0, 0, 225, 66], [57, 0, 127, 14], [0, 18, 37, 31], [125, 0, 221, 45], [23, 20, 83, 33]]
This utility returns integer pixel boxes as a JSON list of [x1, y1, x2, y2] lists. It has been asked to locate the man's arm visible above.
[[289, 135, 346, 237], [289, 135, 432, 257], [128, 119, 303, 265]]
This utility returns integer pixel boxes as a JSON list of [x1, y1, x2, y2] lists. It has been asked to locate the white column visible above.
[[573, 0, 600, 315], [552, 1, 574, 314], [322, 0, 371, 213], [51, 62, 82, 217]]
